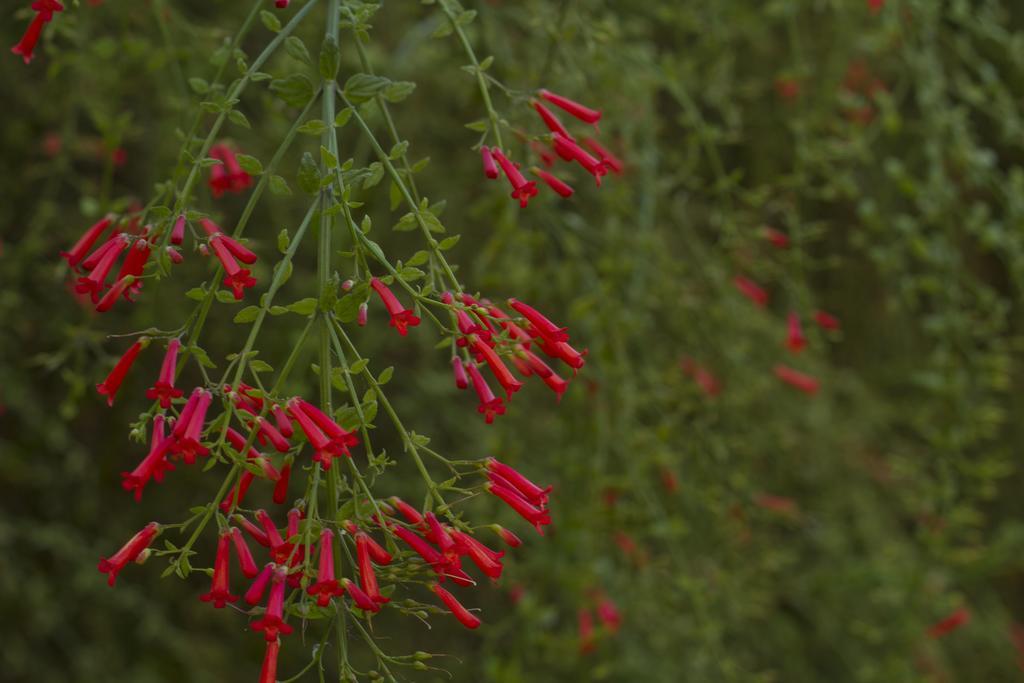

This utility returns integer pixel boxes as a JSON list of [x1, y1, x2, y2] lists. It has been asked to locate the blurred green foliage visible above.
[[3, 0, 1024, 681]]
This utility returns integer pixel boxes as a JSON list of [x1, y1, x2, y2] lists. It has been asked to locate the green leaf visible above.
[[233, 306, 260, 323], [349, 358, 370, 375], [297, 119, 329, 135], [334, 107, 354, 127], [344, 73, 392, 103], [287, 298, 318, 315], [319, 35, 340, 81], [439, 235, 460, 250], [269, 174, 292, 196], [259, 10, 281, 33], [277, 229, 290, 254], [250, 360, 274, 373], [185, 287, 206, 301], [191, 346, 216, 369], [378, 366, 394, 385], [320, 145, 339, 170], [382, 81, 416, 103], [234, 154, 263, 175], [406, 250, 430, 267], [228, 109, 251, 129], [270, 74, 315, 107], [188, 77, 209, 95], [284, 36, 311, 65]]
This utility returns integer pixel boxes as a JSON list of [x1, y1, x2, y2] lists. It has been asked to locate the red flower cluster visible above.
[[63, 216, 151, 313], [480, 89, 623, 207], [201, 218, 258, 300], [11, 0, 63, 64], [447, 294, 586, 422], [208, 143, 253, 198]]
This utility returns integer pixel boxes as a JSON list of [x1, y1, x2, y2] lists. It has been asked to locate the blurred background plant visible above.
[[4, 0, 1024, 681]]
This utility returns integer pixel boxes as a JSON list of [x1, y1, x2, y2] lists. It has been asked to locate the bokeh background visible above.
[[4, 0, 1024, 681]]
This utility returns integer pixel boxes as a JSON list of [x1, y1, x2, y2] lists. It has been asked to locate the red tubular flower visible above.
[[273, 457, 292, 505], [62, 216, 112, 268], [170, 215, 186, 245], [225, 426, 261, 461], [307, 529, 345, 607], [489, 147, 539, 208], [171, 388, 212, 464], [229, 527, 260, 578], [121, 416, 175, 501], [76, 235, 130, 302], [251, 566, 294, 641], [480, 146, 499, 179], [774, 365, 819, 395], [97, 522, 159, 586], [596, 595, 622, 633], [539, 89, 602, 125], [292, 398, 358, 454], [392, 525, 447, 575], [762, 226, 790, 249], [389, 497, 425, 527], [256, 509, 291, 562], [353, 528, 392, 565], [486, 458, 551, 507], [11, 1, 63, 64], [451, 530, 504, 579], [200, 531, 239, 608], [254, 416, 290, 453], [452, 356, 469, 390], [220, 471, 255, 513], [786, 312, 807, 353], [286, 399, 334, 467], [357, 302, 368, 327], [96, 339, 146, 406], [582, 138, 624, 174], [275, 0, 290, 8], [286, 507, 302, 541], [814, 310, 841, 331], [356, 533, 389, 604], [467, 362, 506, 424], [200, 218, 258, 263], [470, 336, 523, 398], [369, 277, 420, 335], [342, 578, 381, 612], [928, 607, 971, 639], [578, 608, 596, 653], [245, 563, 275, 605], [532, 100, 574, 140], [733, 275, 769, 308], [258, 639, 281, 683], [424, 513, 457, 556], [271, 404, 294, 438], [867, 0, 885, 15], [508, 298, 569, 344], [532, 168, 574, 198], [166, 246, 184, 265], [491, 524, 522, 548], [486, 482, 552, 534], [95, 276, 135, 313], [115, 239, 151, 298], [236, 515, 272, 548], [431, 583, 481, 629], [551, 133, 608, 184], [208, 144, 252, 197], [146, 338, 184, 408]]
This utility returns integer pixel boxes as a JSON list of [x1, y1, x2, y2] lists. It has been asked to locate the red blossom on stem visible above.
[[251, 566, 294, 641], [11, 1, 63, 65], [230, 527, 261, 579], [452, 356, 469, 389], [480, 146, 499, 179], [551, 133, 608, 184], [467, 362, 505, 424], [208, 144, 252, 197], [202, 218, 257, 300], [762, 226, 790, 249], [356, 532, 389, 604], [97, 522, 159, 586], [928, 607, 971, 639], [579, 608, 596, 653], [491, 524, 522, 548], [814, 310, 841, 331], [146, 338, 184, 408], [431, 583, 481, 629], [774, 365, 819, 395], [96, 339, 146, 406], [508, 298, 569, 344], [121, 415, 175, 501], [273, 457, 292, 505], [539, 89, 602, 125], [258, 640, 281, 683], [389, 496, 424, 526], [532, 167, 574, 198], [733, 275, 769, 307], [342, 578, 381, 612], [486, 481, 552, 534], [451, 529, 504, 579], [245, 563, 275, 604], [170, 388, 212, 464], [95, 275, 136, 313], [369, 277, 420, 335], [786, 312, 807, 353], [200, 531, 239, 608], [532, 100, 574, 140], [170, 215, 186, 245], [62, 216, 112, 268], [307, 529, 344, 607], [486, 458, 551, 507], [469, 336, 523, 398], [490, 147, 539, 208], [582, 138, 624, 174], [76, 234, 129, 302]]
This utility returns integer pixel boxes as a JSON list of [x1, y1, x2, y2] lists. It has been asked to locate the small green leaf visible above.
[[297, 119, 329, 135], [188, 77, 210, 95], [259, 10, 281, 32], [319, 35, 340, 81], [287, 298, 319, 315], [233, 306, 260, 323], [378, 366, 394, 385], [344, 73, 392, 103], [297, 152, 321, 195], [235, 154, 263, 175], [277, 229, 290, 253], [334, 107, 354, 127], [285, 36, 311, 65], [269, 174, 292, 196], [228, 109, 251, 129]]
